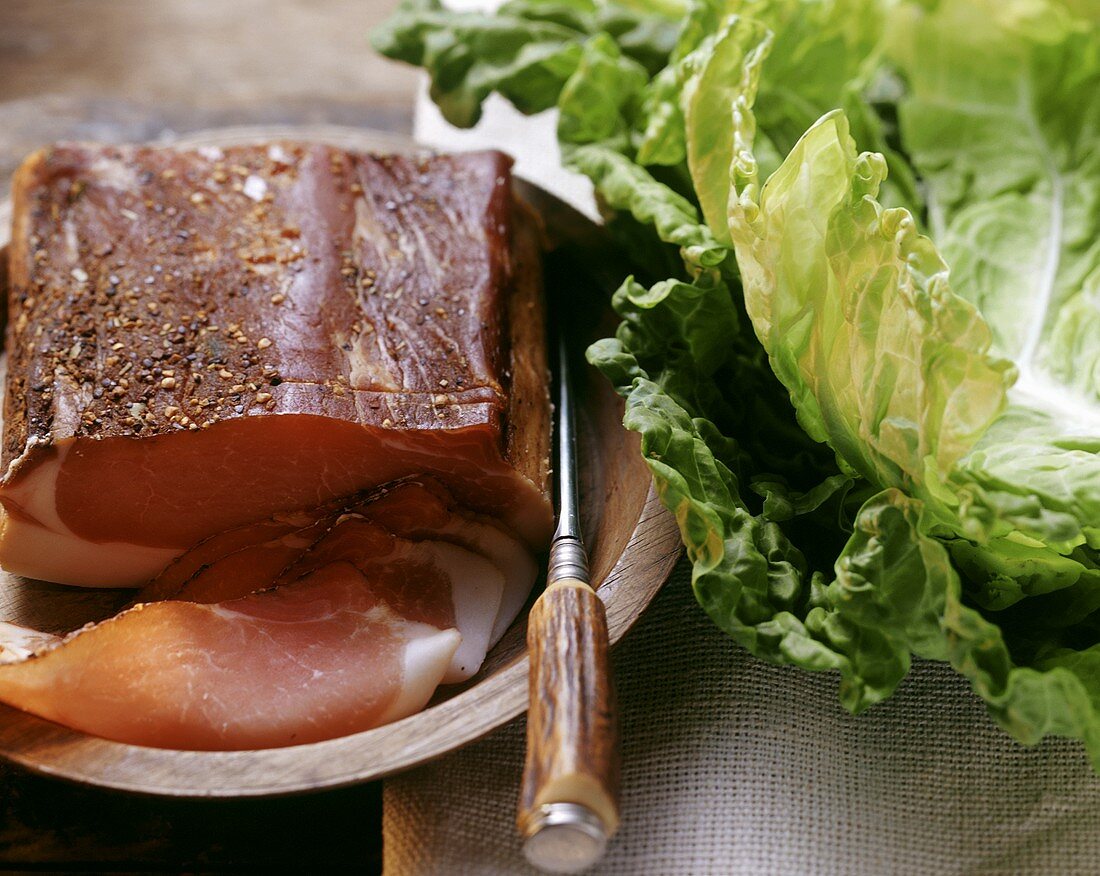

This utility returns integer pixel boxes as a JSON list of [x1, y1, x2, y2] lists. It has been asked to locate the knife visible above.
[[517, 330, 620, 874]]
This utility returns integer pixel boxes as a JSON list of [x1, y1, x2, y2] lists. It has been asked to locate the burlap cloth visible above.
[[382, 97, 1100, 876], [385, 559, 1100, 874]]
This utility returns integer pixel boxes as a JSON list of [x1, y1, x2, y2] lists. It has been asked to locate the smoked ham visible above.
[[0, 142, 552, 749], [1, 143, 551, 586], [349, 480, 538, 645]]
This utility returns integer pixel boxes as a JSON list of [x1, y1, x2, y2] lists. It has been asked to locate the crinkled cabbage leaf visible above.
[[376, 0, 1100, 767]]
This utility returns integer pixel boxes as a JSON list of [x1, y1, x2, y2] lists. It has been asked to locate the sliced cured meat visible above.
[[267, 514, 505, 683], [139, 503, 342, 603], [0, 563, 461, 749], [349, 480, 538, 645], [0, 622, 60, 663], [137, 484, 398, 603], [0, 142, 550, 748], [210, 512, 503, 682], [1, 142, 552, 586], [141, 489, 513, 682]]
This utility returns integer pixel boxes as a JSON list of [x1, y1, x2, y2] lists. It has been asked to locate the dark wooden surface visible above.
[[0, 1, 418, 870], [0, 774, 384, 872], [0, 0, 420, 198]]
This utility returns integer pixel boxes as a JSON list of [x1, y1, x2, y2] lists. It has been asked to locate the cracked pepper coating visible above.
[[0, 142, 551, 586]]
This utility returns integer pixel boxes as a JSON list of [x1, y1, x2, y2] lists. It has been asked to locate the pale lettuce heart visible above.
[[889, 0, 1100, 416], [886, 0, 1100, 584], [721, 106, 1100, 768]]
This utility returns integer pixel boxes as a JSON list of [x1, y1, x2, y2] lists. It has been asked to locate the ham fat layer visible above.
[[0, 143, 551, 586]]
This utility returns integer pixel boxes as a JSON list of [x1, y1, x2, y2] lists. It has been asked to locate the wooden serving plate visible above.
[[0, 127, 682, 796]]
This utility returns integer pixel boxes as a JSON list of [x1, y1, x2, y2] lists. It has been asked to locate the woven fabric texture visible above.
[[384, 559, 1100, 875]]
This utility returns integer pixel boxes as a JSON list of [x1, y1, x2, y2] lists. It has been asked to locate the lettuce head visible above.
[[376, 0, 1100, 767]]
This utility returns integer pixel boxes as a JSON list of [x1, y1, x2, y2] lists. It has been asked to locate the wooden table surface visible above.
[[0, 2, 418, 871]]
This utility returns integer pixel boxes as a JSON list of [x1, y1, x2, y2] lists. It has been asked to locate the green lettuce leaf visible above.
[[681, 16, 771, 243], [372, 0, 682, 127], [720, 104, 1100, 765], [557, 32, 649, 151], [377, 0, 1100, 769], [634, 0, 918, 204], [590, 282, 943, 713], [372, 0, 584, 126], [634, 0, 735, 166], [727, 110, 1015, 500], [563, 144, 728, 266], [712, 3, 1100, 761]]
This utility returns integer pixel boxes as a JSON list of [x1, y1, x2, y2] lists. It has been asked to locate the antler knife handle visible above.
[[518, 579, 619, 873]]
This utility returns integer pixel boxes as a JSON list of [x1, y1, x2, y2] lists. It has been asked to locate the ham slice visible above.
[[167, 512, 505, 683], [139, 478, 533, 682], [0, 564, 461, 749], [349, 480, 538, 644], [272, 516, 505, 682], [0, 477, 538, 747], [0, 142, 551, 586], [138, 491, 364, 604]]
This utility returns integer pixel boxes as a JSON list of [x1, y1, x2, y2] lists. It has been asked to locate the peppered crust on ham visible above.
[[0, 142, 552, 586]]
